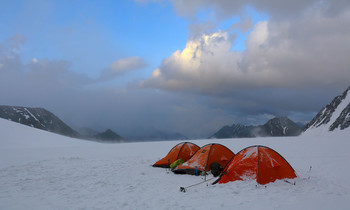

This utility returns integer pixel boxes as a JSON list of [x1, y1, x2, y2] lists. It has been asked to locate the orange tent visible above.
[[153, 142, 200, 168], [173, 143, 235, 175], [214, 145, 297, 185]]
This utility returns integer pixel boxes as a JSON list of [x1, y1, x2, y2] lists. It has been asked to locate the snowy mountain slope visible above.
[[1, 118, 350, 209], [304, 86, 350, 134], [0, 105, 127, 142], [0, 105, 80, 138]]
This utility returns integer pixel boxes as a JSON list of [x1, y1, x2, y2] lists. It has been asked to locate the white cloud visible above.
[[144, 7, 350, 94], [98, 57, 147, 82], [110, 57, 147, 74], [142, 30, 244, 94]]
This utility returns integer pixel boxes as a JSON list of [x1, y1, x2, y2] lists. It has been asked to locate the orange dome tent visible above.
[[172, 143, 235, 175], [153, 142, 200, 168], [214, 145, 297, 185]]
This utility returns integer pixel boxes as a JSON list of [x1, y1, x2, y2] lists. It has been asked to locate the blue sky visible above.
[[1, 0, 349, 138], [1, 0, 266, 78], [1, 1, 188, 78]]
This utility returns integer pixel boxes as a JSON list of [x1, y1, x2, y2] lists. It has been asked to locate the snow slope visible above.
[[304, 87, 350, 135], [1, 118, 350, 209]]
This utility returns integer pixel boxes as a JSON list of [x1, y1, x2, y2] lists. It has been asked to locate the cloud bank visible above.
[[144, 8, 350, 93], [171, 0, 349, 19], [98, 57, 147, 82], [143, 1, 350, 115]]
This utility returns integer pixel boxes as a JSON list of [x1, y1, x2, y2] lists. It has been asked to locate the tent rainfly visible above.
[[152, 142, 200, 168], [172, 143, 235, 175], [213, 145, 297, 185]]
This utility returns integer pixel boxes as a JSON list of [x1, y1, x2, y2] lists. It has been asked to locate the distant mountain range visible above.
[[211, 117, 302, 139], [304, 86, 350, 133], [2, 86, 349, 141], [0, 105, 124, 142], [0, 105, 187, 142]]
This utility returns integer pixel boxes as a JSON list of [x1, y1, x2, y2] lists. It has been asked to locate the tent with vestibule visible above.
[[213, 145, 297, 185], [172, 143, 235, 176], [152, 142, 200, 168]]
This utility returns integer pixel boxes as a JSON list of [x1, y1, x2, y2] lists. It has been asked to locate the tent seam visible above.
[[257, 146, 260, 184], [177, 143, 186, 160], [204, 144, 213, 172]]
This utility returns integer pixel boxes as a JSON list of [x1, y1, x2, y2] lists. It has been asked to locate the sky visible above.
[[1, 0, 350, 139]]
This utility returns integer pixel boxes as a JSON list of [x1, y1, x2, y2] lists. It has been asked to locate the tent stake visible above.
[[284, 180, 296, 185]]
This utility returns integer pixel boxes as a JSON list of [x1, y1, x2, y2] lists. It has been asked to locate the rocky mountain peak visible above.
[[304, 86, 350, 133], [93, 129, 123, 142]]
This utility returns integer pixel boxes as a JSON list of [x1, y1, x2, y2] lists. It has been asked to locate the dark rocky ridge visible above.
[[0, 105, 80, 138], [93, 129, 124, 142], [304, 86, 350, 132], [0, 105, 125, 142]]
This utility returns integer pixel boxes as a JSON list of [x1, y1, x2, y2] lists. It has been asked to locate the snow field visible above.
[[1, 118, 350, 209]]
